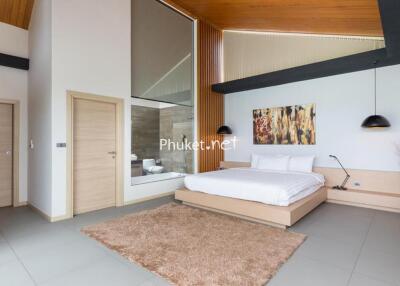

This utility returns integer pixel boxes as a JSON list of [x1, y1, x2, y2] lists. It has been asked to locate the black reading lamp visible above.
[[329, 155, 350, 190]]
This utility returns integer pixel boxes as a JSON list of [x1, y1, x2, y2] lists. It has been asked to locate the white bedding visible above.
[[184, 168, 325, 206]]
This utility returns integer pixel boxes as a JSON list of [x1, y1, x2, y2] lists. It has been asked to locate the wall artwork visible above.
[[253, 103, 316, 145]]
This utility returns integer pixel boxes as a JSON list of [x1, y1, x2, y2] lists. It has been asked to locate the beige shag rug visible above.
[[82, 203, 305, 285]]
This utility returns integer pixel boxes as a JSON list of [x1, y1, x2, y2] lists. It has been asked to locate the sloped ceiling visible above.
[[0, 0, 34, 30], [0, 0, 383, 35], [164, 0, 383, 36]]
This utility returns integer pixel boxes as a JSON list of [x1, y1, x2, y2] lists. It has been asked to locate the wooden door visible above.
[[73, 99, 117, 214], [0, 104, 13, 207]]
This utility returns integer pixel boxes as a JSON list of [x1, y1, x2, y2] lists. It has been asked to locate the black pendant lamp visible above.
[[361, 64, 391, 128], [217, 125, 232, 135]]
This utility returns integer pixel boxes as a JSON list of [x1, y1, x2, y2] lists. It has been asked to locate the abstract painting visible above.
[[253, 103, 316, 145]]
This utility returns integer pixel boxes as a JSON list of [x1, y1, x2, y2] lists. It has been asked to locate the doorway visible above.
[[0, 100, 20, 208], [0, 103, 13, 207], [67, 91, 124, 216]]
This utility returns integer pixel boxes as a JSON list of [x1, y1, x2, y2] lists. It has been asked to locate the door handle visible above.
[[5, 151, 11, 156], [108, 151, 116, 155]]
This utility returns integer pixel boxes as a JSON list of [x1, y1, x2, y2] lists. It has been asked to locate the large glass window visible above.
[[131, 0, 194, 185]]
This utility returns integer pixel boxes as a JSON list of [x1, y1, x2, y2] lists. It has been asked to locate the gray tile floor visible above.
[[0, 197, 399, 286]]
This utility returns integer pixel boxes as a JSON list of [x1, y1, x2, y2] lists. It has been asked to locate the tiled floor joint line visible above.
[[0, 228, 39, 286], [345, 211, 375, 286]]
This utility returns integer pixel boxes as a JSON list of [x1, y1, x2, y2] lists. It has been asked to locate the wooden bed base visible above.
[[175, 187, 327, 229]]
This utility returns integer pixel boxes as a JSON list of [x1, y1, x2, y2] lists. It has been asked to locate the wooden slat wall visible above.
[[198, 20, 224, 172]]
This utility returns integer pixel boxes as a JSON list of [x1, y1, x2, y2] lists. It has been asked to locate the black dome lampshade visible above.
[[362, 64, 391, 128], [217, 125, 232, 135], [361, 115, 391, 128]]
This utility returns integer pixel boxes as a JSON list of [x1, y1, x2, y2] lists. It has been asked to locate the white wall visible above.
[[0, 23, 29, 57], [28, 0, 53, 214], [224, 31, 385, 82], [127, 177, 184, 203], [0, 23, 29, 204], [225, 65, 400, 172], [51, 0, 131, 216]]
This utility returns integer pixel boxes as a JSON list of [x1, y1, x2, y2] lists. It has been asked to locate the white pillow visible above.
[[256, 155, 290, 171], [288, 156, 315, 173]]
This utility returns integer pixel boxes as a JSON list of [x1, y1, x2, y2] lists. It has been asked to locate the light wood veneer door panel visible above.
[[73, 99, 116, 214], [0, 104, 13, 207]]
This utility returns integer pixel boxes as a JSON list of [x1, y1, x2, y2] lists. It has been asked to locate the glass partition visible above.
[[131, 0, 194, 185]]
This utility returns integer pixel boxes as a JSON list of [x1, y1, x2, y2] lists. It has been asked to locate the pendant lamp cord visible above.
[[374, 67, 377, 115]]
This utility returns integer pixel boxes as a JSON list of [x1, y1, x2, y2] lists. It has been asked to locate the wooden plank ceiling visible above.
[[165, 0, 383, 36], [0, 0, 34, 30]]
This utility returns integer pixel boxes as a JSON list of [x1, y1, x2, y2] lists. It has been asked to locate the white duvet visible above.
[[184, 168, 325, 206]]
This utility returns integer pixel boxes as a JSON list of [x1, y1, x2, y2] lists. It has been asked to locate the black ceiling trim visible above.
[[212, 0, 400, 94], [0, 53, 29, 70], [213, 49, 400, 94], [378, 0, 400, 57]]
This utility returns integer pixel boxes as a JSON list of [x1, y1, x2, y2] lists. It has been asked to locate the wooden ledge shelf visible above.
[[327, 188, 400, 213]]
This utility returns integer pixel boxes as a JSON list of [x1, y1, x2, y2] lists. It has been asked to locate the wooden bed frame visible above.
[[175, 161, 327, 229]]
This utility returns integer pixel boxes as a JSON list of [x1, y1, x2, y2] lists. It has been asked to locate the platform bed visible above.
[[175, 187, 327, 229]]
